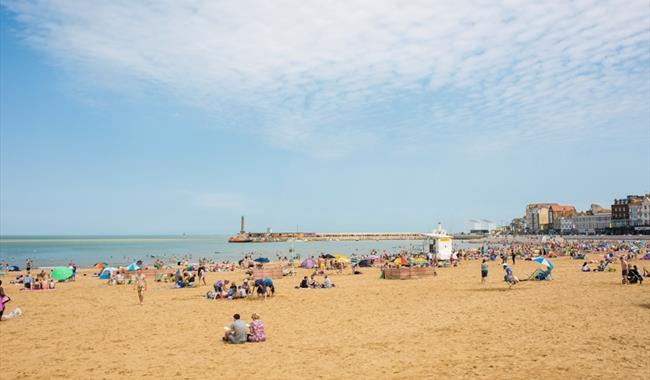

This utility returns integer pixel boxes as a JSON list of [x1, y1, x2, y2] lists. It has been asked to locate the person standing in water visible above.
[[481, 259, 488, 284], [133, 269, 147, 305]]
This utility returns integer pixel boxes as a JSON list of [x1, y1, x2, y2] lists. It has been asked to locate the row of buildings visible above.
[[510, 194, 650, 235]]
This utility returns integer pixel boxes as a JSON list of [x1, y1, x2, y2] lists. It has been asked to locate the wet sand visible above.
[[1, 256, 648, 379]]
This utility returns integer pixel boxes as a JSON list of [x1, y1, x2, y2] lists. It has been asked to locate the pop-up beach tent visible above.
[[300, 258, 315, 269], [99, 267, 117, 279]]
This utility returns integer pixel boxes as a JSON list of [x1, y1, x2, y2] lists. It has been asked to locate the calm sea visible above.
[[0, 235, 476, 268]]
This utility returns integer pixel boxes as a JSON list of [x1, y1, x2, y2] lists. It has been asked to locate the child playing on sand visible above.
[[133, 269, 147, 305]]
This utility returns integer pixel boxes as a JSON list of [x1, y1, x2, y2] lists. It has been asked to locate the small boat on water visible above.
[[228, 234, 253, 243]]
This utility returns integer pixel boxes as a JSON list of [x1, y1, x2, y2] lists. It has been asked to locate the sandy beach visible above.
[[1, 256, 648, 379]]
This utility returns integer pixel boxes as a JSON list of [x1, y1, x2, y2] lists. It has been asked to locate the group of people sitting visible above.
[[208, 277, 275, 300], [223, 313, 266, 344], [12, 271, 56, 290], [11, 270, 56, 290], [153, 270, 198, 288], [581, 261, 613, 272], [296, 274, 335, 289]]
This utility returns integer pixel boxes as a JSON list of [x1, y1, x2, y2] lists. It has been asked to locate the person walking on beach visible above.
[[503, 263, 518, 288], [0, 280, 10, 321], [511, 248, 516, 265], [481, 259, 488, 284], [133, 269, 147, 305]]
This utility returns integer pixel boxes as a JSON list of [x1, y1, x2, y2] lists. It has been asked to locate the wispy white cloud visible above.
[[3, 0, 649, 156]]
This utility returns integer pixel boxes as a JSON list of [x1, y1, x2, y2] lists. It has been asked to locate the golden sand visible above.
[[1, 256, 649, 379]]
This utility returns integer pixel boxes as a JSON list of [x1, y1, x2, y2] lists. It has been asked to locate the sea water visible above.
[[0, 235, 478, 268]]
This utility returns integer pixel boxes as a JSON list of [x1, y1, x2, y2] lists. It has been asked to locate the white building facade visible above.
[[560, 213, 611, 234]]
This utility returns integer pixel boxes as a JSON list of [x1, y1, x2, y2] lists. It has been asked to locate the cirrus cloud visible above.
[[3, 0, 649, 157]]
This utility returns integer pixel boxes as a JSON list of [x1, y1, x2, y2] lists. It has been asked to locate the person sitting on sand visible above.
[[22, 274, 33, 290], [48, 279, 56, 289], [241, 280, 250, 295], [322, 275, 334, 288], [582, 262, 591, 272], [227, 283, 238, 299], [308, 274, 319, 288], [298, 276, 309, 289], [223, 314, 248, 344], [247, 313, 266, 342]]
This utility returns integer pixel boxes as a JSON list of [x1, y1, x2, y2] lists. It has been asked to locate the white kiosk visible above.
[[424, 223, 453, 261]]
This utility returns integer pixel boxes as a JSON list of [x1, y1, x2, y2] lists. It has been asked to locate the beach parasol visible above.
[[51, 267, 73, 282], [337, 256, 350, 263], [322, 254, 336, 259], [254, 257, 270, 263], [531, 257, 554, 270], [335, 254, 348, 260], [126, 262, 141, 271], [94, 262, 107, 269]]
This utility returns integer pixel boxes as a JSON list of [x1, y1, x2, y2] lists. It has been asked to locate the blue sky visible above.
[[1, 0, 649, 235]]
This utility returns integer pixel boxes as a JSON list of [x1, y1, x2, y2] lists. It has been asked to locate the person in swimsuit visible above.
[[197, 264, 207, 286], [133, 269, 147, 305], [620, 257, 629, 285]]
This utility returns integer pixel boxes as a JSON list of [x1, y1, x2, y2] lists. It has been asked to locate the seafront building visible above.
[[524, 203, 575, 233], [514, 194, 649, 235], [559, 204, 611, 235], [611, 195, 646, 230]]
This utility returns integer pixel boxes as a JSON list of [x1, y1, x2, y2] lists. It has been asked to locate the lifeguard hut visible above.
[[423, 223, 453, 261]]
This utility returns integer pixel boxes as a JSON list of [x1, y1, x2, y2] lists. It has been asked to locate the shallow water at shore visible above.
[[0, 235, 477, 267]]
